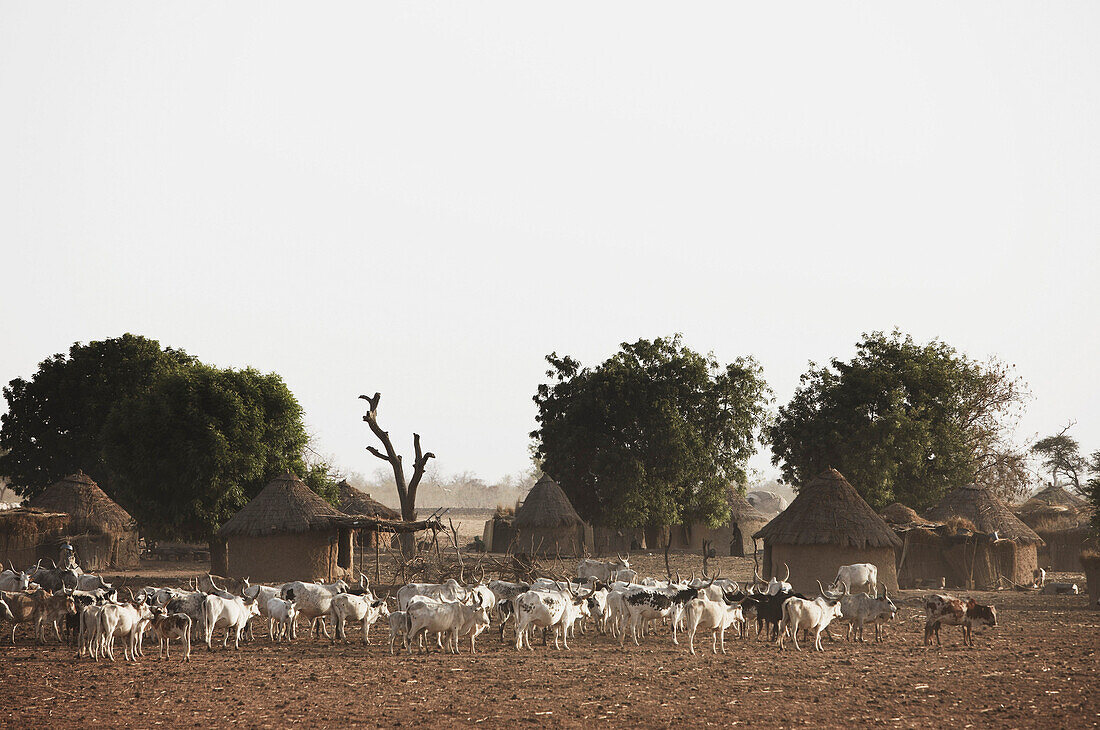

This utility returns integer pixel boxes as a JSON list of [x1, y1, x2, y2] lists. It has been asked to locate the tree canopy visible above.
[[1031, 427, 1088, 494], [767, 330, 1029, 510], [531, 335, 771, 530], [0, 334, 194, 494], [1, 335, 332, 539]]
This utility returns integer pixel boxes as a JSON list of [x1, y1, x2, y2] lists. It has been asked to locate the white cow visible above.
[[387, 610, 407, 654], [278, 580, 348, 639], [755, 564, 792, 595], [577, 555, 631, 584], [98, 600, 153, 661], [830, 563, 878, 596], [330, 593, 389, 644], [684, 591, 745, 655], [405, 595, 490, 654], [513, 585, 591, 651], [396, 579, 468, 611], [202, 594, 260, 650], [778, 596, 843, 652]]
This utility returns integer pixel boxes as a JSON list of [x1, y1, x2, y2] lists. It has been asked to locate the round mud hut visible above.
[[1019, 484, 1086, 512], [28, 471, 139, 569], [513, 475, 589, 557], [337, 480, 400, 550], [753, 468, 902, 594], [0, 508, 71, 570], [215, 471, 350, 582], [880, 503, 953, 589], [686, 488, 770, 557], [926, 483, 1043, 588]]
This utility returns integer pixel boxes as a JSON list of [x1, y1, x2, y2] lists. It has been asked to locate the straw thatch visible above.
[[1021, 484, 1086, 511], [514, 475, 584, 529], [28, 471, 135, 535], [926, 484, 1043, 544], [881, 502, 935, 527], [337, 480, 400, 519], [753, 469, 902, 549], [218, 471, 343, 538]]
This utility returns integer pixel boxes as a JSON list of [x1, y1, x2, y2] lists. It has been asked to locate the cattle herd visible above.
[[0, 554, 1012, 664]]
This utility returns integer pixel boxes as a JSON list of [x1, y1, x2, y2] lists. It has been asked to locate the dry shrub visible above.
[[944, 515, 978, 535]]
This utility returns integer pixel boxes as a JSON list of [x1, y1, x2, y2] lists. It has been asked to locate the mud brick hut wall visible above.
[[337, 480, 400, 551], [685, 489, 769, 557], [754, 468, 901, 595]]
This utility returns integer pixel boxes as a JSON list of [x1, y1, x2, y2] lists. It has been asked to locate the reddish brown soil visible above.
[[1, 556, 1097, 728]]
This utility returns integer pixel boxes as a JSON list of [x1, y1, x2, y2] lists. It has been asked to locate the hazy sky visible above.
[[2, 3, 1098, 486]]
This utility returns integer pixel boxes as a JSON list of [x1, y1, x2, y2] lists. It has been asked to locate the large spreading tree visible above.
[[1, 334, 333, 540], [768, 330, 1029, 510], [0, 334, 194, 495], [531, 335, 771, 530]]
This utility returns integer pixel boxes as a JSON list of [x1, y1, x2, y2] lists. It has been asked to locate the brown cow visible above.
[[924, 593, 997, 646], [0, 589, 48, 644]]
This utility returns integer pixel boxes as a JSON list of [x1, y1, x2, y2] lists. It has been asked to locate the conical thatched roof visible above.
[[1020, 484, 1086, 511], [881, 502, 936, 527], [337, 480, 400, 519], [753, 468, 901, 548], [514, 475, 585, 528], [926, 484, 1042, 544], [28, 472, 135, 535], [217, 471, 342, 538], [728, 489, 768, 523]]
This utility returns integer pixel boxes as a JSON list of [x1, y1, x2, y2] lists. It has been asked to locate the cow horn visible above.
[[617, 553, 628, 563], [675, 570, 682, 584], [753, 567, 764, 585], [705, 569, 720, 588], [690, 571, 696, 583], [126, 587, 136, 602], [782, 563, 790, 583], [817, 579, 833, 598]]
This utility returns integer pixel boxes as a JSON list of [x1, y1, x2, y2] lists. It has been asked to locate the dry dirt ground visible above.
[[1, 551, 1097, 728]]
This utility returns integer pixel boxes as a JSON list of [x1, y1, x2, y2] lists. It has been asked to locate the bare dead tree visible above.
[[359, 392, 435, 557]]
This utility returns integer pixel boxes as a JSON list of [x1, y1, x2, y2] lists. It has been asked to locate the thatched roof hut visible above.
[[881, 502, 934, 527], [1021, 484, 1086, 511], [337, 480, 399, 549], [216, 471, 350, 582], [513, 475, 588, 556], [27, 472, 139, 569], [754, 468, 901, 593], [925, 484, 1042, 587], [0, 508, 71, 570], [684, 488, 770, 557]]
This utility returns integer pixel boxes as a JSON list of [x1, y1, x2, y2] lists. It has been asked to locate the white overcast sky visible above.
[[2, 3, 1098, 485]]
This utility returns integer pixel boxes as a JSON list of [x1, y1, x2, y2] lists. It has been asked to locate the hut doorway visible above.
[[730, 525, 744, 557]]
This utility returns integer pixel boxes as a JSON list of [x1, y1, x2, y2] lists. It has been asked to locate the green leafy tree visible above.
[[101, 364, 311, 539], [1031, 425, 1088, 494], [768, 330, 1029, 510], [531, 335, 771, 530], [0, 334, 194, 496]]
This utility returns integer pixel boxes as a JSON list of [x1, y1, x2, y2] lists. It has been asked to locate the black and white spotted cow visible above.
[[619, 577, 714, 648]]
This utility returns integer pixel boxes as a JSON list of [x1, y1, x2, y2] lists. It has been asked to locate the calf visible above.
[[923, 594, 997, 647], [265, 595, 298, 642], [387, 610, 408, 654], [35, 590, 78, 644], [779, 596, 843, 651], [149, 608, 192, 661]]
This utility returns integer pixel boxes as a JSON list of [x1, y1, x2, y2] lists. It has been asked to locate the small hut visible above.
[[28, 472, 139, 569], [0, 508, 71, 570], [753, 468, 901, 594], [1020, 484, 1086, 512], [685, 489, 770, 557], [513, 475, 589, 557], [926, 483, 1043, 588], [215, 471, 351, 582], [337, 480, 400, 550], [880, 503, 951, 589], [484, 507, 517, 553]]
